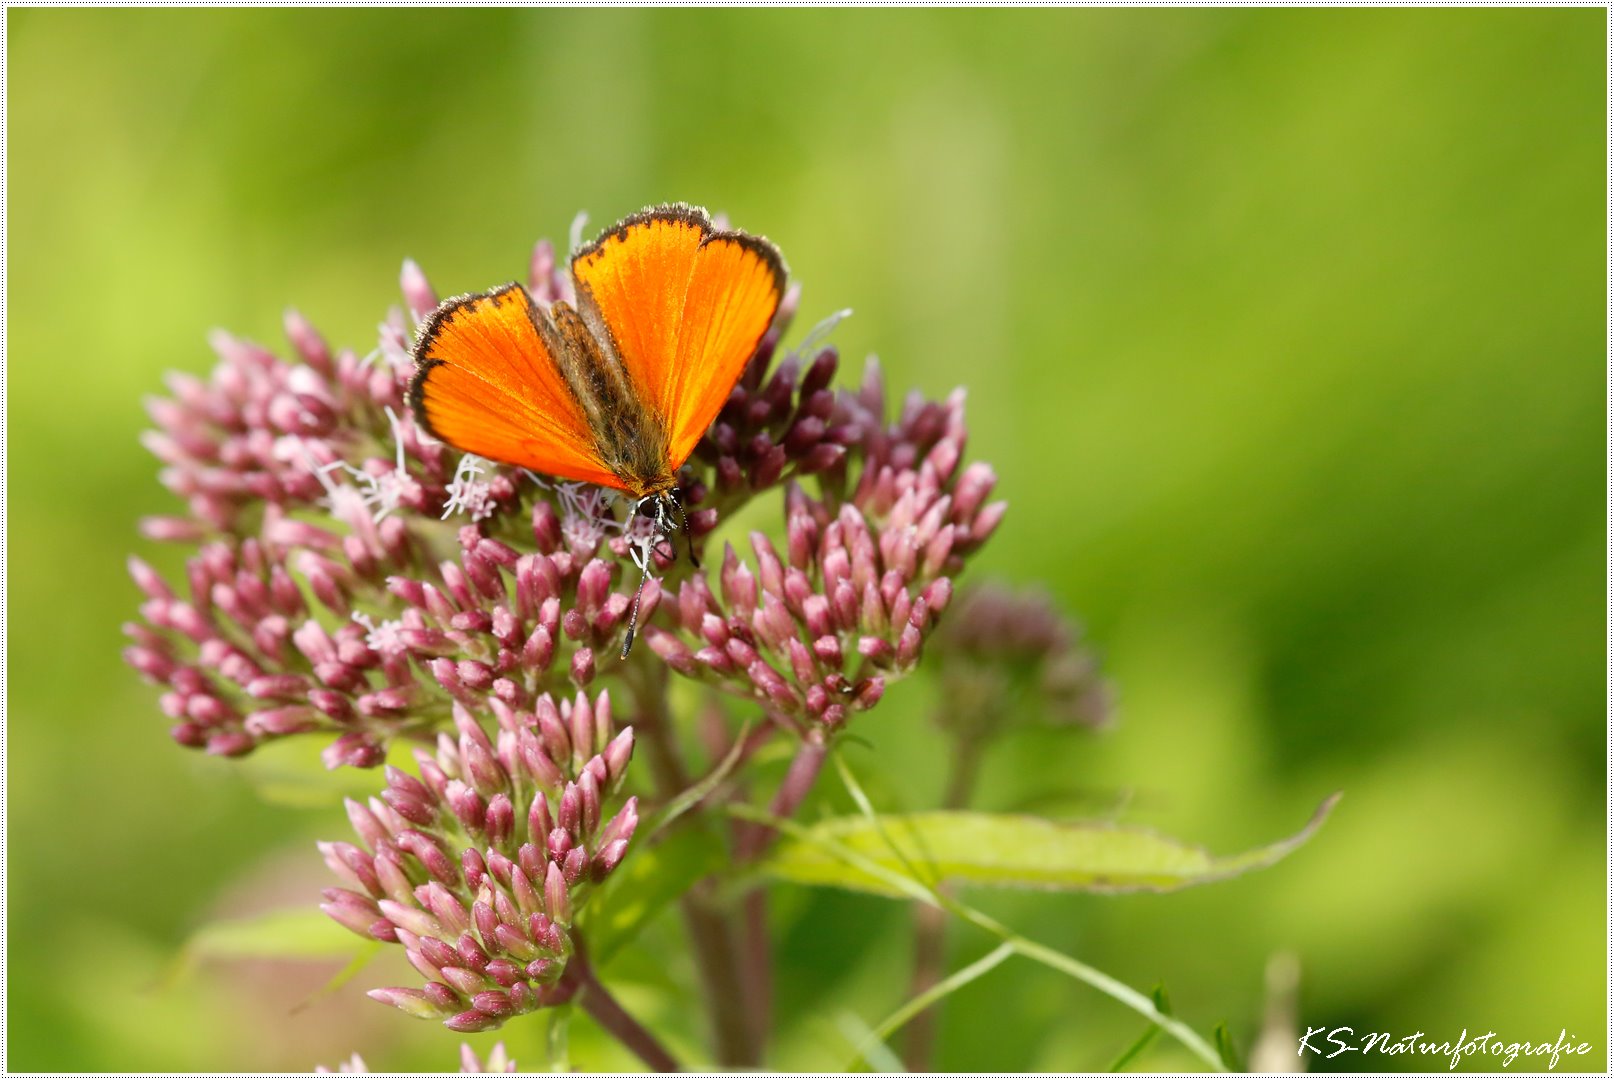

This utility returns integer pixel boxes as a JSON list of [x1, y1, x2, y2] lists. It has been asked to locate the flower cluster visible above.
[[126, 215, 1009, 1054], [321, 696, 637, 1032], [124, 299, 655, 764], [126, 249, 1003, 760], [645, 360, 1005, 730], [927, 584, 1113, 738], [695, 298, 857, 505]]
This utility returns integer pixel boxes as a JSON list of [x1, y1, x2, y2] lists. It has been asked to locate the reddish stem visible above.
[[626, 660, 758, 1068], [736, 730, 831, 1051], [738, 729, 829, 860], [572, 949, 681, 1072], [903, 732, 982, 1069]]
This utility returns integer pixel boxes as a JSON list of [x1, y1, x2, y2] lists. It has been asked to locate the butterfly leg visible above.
[[664, 488, 700, 569]]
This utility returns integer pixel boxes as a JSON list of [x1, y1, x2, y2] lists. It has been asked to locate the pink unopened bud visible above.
[[576, 770, 602, 836], [598, 797, 639, 849], [444, 1009, 501, 1033], [720, 545, 758, 612], [528, 791, 555, 845], [567, 691, 596, 763], [602, 727, 634, 787], [575, 559, 612, 618], [531, 500, 562, 551], [570, 647, 595, 688], [400, 258, 439, 320], [562, 846, 588, 886], [510, 864, 543, 919], [485, 793, 514, 848], [321, 732, 384, 769], [971, 500, 1008, 544], [485, 957, 524, 987], [544, 862, 572, 925], [368, 986, 452, 1020], [321, 888, 383, 938], [462, 849, 488, 892]]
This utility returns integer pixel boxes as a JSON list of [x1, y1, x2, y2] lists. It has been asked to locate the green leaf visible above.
[[291, 940, 383, 1015], [761, 794, 1340, 897], [233, 736, 419, 809], [728, 798, 1229, 1072], [1214, 1022, 1243, 1071], [585, 825, 727, 963], [186, 906, 361, 959], [160, 906, 369, 991]]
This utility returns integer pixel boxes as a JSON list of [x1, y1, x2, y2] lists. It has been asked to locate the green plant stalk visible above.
[[1108, 1024, 1162, 1071], [546, 1006, 572, 1073], [852, 941, 1016, 1068], [831, 755, 1228, 1070], [1108, 1009, 1166, 1070], [726, 799, 1227, 1072]]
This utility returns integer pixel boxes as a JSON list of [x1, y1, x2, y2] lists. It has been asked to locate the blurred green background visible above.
[[8, 8, 1604, 1072]]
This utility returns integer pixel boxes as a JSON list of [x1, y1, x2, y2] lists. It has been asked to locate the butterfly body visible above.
[[543, 295, 676, 498]]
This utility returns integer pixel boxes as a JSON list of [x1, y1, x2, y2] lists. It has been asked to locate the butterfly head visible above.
[[632, 491, 675, 530]]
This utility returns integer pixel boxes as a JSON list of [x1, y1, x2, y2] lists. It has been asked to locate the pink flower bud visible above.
[[484, 958, 524, 987], [598, 797, 639, 850], [485, 794, 514, 848], [545, 858, 571, 929], [603, 727, 634, 786], [444, 1009, 501, 1034], [567, 691, 596, 762], [570, 647, 595, 688], [971, 500, 1008, 543], [321, 732, 384, 769], [510, 864, 543, 919]]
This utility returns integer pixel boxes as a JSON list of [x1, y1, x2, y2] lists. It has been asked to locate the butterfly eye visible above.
[[636, 498, 662, 520]]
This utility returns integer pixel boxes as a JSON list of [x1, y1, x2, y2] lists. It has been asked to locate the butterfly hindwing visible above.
[[572, 205, 786, 472], [408, 282, 623, 489]]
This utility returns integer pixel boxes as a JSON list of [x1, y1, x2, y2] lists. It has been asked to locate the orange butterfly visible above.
[[408, 204, 786, 654]]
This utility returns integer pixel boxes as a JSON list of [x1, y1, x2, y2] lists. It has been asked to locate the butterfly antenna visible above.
[[621, 550, 652, 660]]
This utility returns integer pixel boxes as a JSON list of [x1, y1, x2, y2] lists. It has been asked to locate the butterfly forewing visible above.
[[665, 233, 785, 464], [409, 282, 623, 489], [572, 206, 786, 472]]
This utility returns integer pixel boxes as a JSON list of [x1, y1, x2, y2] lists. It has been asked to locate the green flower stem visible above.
[[623, 659, 757, 1068], [853, 941, 1016, 1068]]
